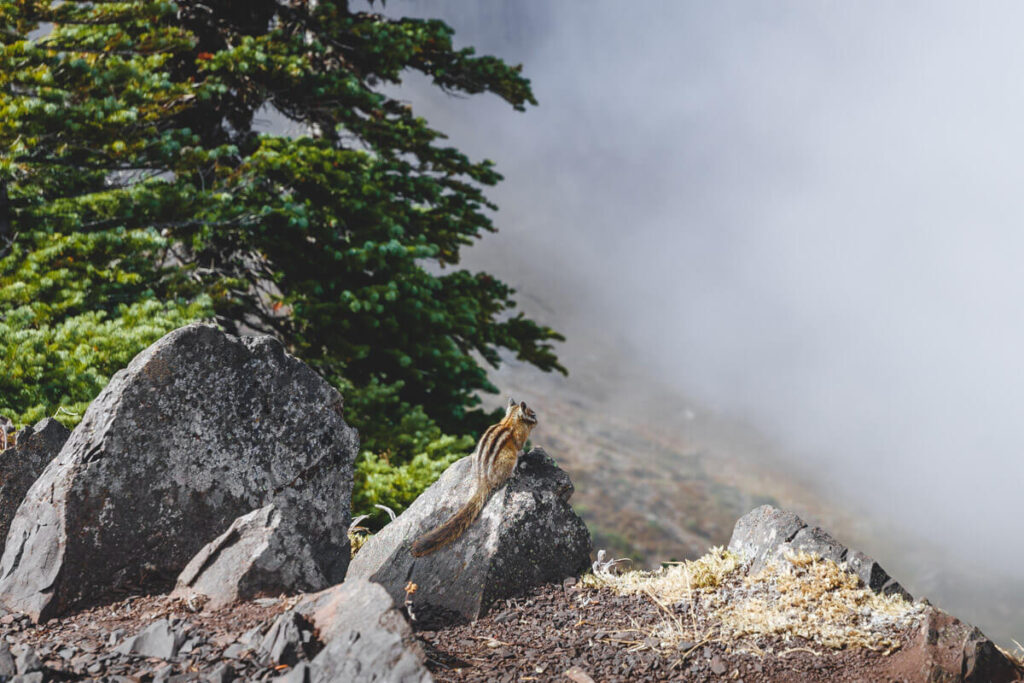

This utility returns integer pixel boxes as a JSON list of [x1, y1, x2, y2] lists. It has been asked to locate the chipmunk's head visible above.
[[506, 397, 538, 427]]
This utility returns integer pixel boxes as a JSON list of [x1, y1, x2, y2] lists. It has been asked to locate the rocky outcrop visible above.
[[347, 447, 592, 623], [728, 505, 911, 598], [285, 578, 432, 683], [884, 608, 1022, 683], [172, 493, 330, 610], [113, 619, 188, 660], [0, 418, 69, 549], [0, 324, 358, 621]]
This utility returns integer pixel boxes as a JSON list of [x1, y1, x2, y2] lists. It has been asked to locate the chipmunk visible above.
[[410, 397, 538, 557]]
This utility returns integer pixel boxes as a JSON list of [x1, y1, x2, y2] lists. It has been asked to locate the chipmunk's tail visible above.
[[410, 487, 488, 557]]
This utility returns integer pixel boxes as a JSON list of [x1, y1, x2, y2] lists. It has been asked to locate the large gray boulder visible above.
[[0, 418, 69, 549], [284, 578, 432, 683], [728, 505, 910, 598], [348, 448, 592, 623], [172, 492, 329, 610], [0, 324, 358, 621]]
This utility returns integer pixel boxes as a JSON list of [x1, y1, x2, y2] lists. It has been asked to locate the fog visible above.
[[369, 1, 1024, 590]]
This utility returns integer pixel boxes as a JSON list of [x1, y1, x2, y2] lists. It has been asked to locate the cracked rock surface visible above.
[[0, 418, 69, 552], [288, 578, 433, 683], [172, 491, 332, 610], [0, 324, 357, 621], [728, 505, 911, 598], [348, 448, 592, 623]]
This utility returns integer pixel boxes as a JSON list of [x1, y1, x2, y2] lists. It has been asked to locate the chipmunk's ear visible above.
[[506, 396, 517, 412]]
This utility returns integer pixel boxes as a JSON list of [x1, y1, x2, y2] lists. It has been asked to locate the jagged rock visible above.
[[274, 662, 310, 683], [0, 418, 69, 548], [0, 324, 358, 621], [886, 608, 1021, 682], [258, 611, 315, 666], [0, 640, 14, 677], [205, 663, 234, 683], [13, 645, 40, 674], [728, 505, 911, 599], [114, 619, 187, 660], [289, 578, 431, 683], [11, 673, 43, 683], [347, 448, 592, 623], [172, 492, 329, 610]]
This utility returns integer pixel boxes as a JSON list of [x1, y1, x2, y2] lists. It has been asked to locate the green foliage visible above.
[[0, 228, 213, 428], [0, 0, 562, 512]]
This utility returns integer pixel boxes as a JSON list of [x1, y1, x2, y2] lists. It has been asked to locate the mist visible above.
[[369, 1, 1024, 585]]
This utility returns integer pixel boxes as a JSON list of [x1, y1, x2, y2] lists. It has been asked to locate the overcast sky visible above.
[[373, 1, 1024, 578]]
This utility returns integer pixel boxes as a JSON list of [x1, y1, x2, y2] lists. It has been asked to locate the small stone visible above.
[[211, 634, 236, 649], [240, 626, 263, 646], [114, 619, 186, 660], [273, 662, 308, 683], [259, 612, 310, 665], [11, 673, 43, 683], [58, 646, 76, 660], [564, 666, 597, 683], [0, 641, 14, 676], [205, 662, 234, 683], [108, 628, 126, 646], [710, 655, 727, 675], [222, 643, 247, 659], [15, 645, 41, 674]]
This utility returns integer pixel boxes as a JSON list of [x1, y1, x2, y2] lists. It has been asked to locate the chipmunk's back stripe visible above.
[[476, 424, 501, 456], [482, 427, 512, 472]]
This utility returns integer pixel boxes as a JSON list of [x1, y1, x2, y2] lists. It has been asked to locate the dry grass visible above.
[[716, 551, 921, 651], [583, 547, 924, 657], [582, 546, 742, 601]]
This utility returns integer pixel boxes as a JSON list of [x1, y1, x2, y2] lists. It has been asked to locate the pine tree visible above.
[[0, 1, 563, 516]]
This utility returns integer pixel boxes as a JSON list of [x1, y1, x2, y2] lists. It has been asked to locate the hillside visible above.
[[0, 324, 1020, 682], [479, 269, 1024, 649]]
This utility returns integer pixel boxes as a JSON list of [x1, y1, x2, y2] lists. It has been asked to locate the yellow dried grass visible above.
[[582, 547, 923, 655]]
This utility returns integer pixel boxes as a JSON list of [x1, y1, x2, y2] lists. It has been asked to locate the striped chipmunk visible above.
[[410, 397, 538, 557]]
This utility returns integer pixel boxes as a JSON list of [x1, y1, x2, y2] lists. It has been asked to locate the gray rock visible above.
[[0, 418, 69, 550], [0, 324, 358, 621], [728, 505, 912, 599], [10, 673, 43, 683], [901, 608, 1021, 682], [172, 493, 328, 610], [259, 611, 313, 666], [274, 662, 309, 683], [0, 640, 14, 677], [348, 448, 591, 623], [204, 663, 234, 683], [13, 645, 40, 674], [113, 619, 187, 660], [239, 626, 264, 648], [221, 643, 248, 660], [292, 579, 431, 683]]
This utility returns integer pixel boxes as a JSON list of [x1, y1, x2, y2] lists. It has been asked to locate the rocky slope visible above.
[[0, 325, 1019, 682]]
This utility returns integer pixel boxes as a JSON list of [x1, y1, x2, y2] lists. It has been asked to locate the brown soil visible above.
[[415, 581, 1019, 683], [7, 594, 304, 681]]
